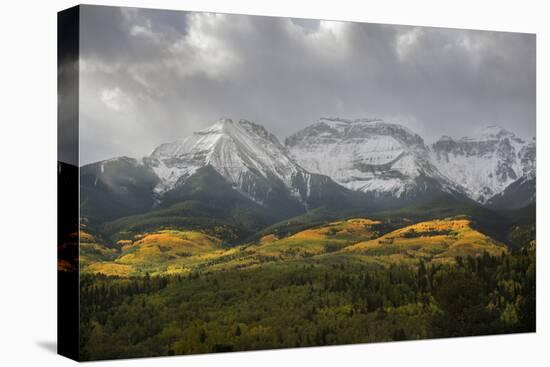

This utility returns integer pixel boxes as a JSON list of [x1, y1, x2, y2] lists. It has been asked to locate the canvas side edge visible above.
[[57, 5, 81, 362]]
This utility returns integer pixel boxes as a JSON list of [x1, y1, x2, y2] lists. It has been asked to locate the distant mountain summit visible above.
[[144, 118, 346, 208], [285, 117, 465, 200], [430, 125, 535, 204], [147, 118, 304, 198]]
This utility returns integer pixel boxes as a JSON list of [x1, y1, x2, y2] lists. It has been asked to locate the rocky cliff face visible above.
[[430, 126, 535, 203], [285, 117, 464, 199], [143, 118, 344, 208]]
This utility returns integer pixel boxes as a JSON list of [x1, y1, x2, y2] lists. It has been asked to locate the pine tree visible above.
[[199, 329, 207, 344]]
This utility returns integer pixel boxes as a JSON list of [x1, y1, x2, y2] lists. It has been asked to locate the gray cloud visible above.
[[79, 5, 536, 165]]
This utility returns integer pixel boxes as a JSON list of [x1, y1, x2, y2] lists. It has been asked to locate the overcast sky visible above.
[[79, 5, 536, 165]]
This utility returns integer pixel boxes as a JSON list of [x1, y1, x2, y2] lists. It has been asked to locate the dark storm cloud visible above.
[[78, 5, 535, 164], [80, 6, 189, 62]]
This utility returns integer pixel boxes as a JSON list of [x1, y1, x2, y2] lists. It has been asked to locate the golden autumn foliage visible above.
[[79, 231, 97, 243], [79, 229, 119, 269], [259, 234, 278, 244], [87, 262, 133, 277], [81, 217, 510, 276], [255, 217, 382, 257], [110, 230, 225, 274], [343, 218, 507, 265], [116, 239, 133, 247], [119, 230, 220, 256]]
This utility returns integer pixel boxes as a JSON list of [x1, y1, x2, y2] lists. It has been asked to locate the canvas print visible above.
[[58, 5, 536, 361]]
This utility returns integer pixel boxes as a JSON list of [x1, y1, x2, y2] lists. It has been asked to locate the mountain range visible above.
[[80, 117, 535, 241], [144, 118, 351, 210]]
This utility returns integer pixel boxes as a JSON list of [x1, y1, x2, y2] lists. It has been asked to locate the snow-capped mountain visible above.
[[144, 118, 336, 206], [430, 126, 535, 204], [285, 117, 464, 199], [81, 117, 536, 227], [80, 118, 367, 226]]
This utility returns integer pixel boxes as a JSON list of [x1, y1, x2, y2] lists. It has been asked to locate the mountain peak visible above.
[[144, 118, 330, 207], [203, 117, 235, 134], [463, 124, 516, 142], [216, 117, 234, 126], [198, 118, 283, 147], [286, 118, 456, 197], [433, 125, 522, 146], [430, 124, 533, 203], [290, 117, 423, 146], [479, 124, 509, 134], [318, 117, 384, 125]]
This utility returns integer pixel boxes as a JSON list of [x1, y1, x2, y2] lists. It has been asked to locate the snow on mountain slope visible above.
[[145, 118, 320, 204], [430, 125, 535, 203], [285, 117, 463, 198], [83, 117, 535, 215]]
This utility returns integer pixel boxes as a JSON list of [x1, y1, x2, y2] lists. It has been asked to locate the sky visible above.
[[78, 5, 536, 165]]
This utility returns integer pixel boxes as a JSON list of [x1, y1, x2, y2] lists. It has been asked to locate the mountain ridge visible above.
[[144, 118, 345, 208], [430, 125, 535, 204], [80, 117, 535, 228], [285, 117, 467, 200]]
